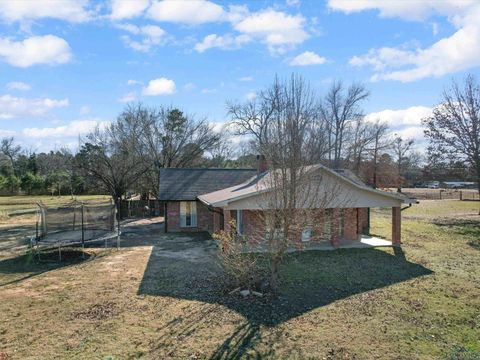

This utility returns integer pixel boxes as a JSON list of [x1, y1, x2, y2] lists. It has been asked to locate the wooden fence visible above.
[[120, 200, 164, 218], [460, 191, 480, 201], [400, 189, 479, 201]]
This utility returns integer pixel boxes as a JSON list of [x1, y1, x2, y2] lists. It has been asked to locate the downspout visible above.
[[401, 202, 418, 211], [164, 202, 168, 233]]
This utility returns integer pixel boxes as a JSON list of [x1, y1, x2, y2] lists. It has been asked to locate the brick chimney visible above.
[[256, 154, 268, 174]]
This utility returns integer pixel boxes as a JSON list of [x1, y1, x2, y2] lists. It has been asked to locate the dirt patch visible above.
[[1, 203, 479, 359], [325, 347, 358, 360], [71, 301, 118, 320]]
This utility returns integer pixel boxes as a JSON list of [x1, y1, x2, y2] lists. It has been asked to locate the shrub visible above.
[[447, 346, 480, 360], [213, 220, 266, 291]]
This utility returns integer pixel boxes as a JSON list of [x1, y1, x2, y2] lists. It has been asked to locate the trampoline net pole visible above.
[[116, 203, 120, 250], [81, 203, 85, 258]]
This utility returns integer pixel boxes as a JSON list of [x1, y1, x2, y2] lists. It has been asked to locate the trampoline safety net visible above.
[[35, 200, 118, 246]]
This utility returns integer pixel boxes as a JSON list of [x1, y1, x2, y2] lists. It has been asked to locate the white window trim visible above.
[[301, 227, 312, 242]]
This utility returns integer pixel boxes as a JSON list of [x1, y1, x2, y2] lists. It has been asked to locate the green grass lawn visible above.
[[372, 199, 480, 219], [0, 200, 479, 359], [0, 194, 110, 212]]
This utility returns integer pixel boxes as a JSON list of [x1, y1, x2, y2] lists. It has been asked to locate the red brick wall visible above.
[[213, 208, 223, 233], [343, 208, 358, 241], [166, 201, 215, 233], [357, 208, 369, 234], [236, 208, 366, 246], [243, 210, 265, 246]]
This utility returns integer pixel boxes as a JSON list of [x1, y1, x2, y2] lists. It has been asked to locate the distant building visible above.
[[441, 181, 478, 189]]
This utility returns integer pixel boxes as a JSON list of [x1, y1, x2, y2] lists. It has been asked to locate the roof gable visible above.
[[159, 168, 257, 201], [198, 164, 412, 208]]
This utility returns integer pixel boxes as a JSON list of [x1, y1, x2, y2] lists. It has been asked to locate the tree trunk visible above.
[[114, 195, 123, 221], [270, 258, 280, 294]]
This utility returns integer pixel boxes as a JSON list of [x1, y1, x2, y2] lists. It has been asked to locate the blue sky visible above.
[[0, 0, 479, 152]]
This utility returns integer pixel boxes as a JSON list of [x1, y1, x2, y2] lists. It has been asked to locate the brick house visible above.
[[159, 158, 413, 247]]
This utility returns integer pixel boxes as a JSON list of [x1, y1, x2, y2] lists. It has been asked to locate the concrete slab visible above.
[[341, 236, 392, 248], [242, 235, 393, 253], [294, 235, 393, 251]]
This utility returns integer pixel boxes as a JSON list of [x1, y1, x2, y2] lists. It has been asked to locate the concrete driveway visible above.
[[120, 216, 219, 264]]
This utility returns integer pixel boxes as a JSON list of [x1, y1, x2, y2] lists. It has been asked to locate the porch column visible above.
[[223, 209, 231, 232], [392, 206, 401, 245], [330, 208, 340, 247]]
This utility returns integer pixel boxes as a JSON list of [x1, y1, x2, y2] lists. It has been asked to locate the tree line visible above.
[[1, 74, 478, 202]]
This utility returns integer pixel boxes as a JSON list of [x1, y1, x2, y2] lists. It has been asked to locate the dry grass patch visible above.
[[0, 201, 479, 359]]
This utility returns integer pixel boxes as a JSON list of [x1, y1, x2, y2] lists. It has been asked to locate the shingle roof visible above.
[[332, 169, 366, 186], [159, 168, 257, 201], [198, 164, 413, 207]]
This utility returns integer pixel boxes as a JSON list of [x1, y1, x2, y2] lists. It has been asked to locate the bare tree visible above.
[[366, 121, 390, 188], [0, 137, 21, 176], [346, 119, 378, 172], [227, 79, 278, 150], [137, 104, 222, 196], [77, 109, 150, 217], [424, 74, 480, 212], [228, 75, 330, 164], [228, 75, 344, 292], [319, 81, 370, 168], [391, 136, 414, 192]]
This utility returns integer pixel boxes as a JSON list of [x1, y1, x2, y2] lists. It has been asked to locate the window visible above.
[[180, 201, 197, 227], [301, 227, 312, 242], [237, 210, 244, 235], [265, 211, 284, 239]]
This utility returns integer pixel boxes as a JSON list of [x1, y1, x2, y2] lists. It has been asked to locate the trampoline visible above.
[[30, 200, 121, 261]]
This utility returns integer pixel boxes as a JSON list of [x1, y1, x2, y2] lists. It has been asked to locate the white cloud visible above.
[[333, 0, 480, 82], [239, 76, 253, 82], [118, 91, 137, 103], [0, 129, 16, 137], [142, 78, 176, 96], [184, 82, 196, 91], [0, 0, 92, 23], [327, 0, 475, 21], [127, 79, 140, 86], [245, 91, 256, 100], [23, 119, 110, 139], [6, 81, 30, 91], [233, 9, 309, 54], [110, 0, 150, 20], [201, 88, 217, 94], [286, 0, 301, 7], [209, 121, 226, 133], [147, 0, 225, 25], [117, 23, 166, 52], [0, 35, 72, 68], [365, 106, 433, 127], [365, 106, 432, 145], [194, 33, 250, 52], [80, 106, 91, 115], [0, 94, 68, 119], [289, 51, 326, 66], [351, 24, 480, 82]]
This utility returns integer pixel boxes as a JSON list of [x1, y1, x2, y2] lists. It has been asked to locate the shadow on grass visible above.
[[138, 235, 432, 356], [0, 224, 36, 247], [432, 218, 480, 250], [0, 249, 92, 287]]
